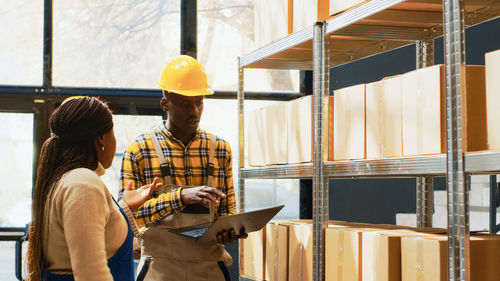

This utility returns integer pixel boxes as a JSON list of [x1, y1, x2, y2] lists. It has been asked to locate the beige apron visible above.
[[137, 132, 232, 281]]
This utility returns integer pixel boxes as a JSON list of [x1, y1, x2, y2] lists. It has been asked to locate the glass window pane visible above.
[[0, 0, 43, 86], [101, 114, 163, 197], [0, 241, 28, 281], [0, 242, 16, 280], [0, 113, 33, 227], [53, 0, 180, 88], [198, 0, 299, 92]]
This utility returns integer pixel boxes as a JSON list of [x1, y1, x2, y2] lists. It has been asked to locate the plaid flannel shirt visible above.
[[119, 123, 236, 228]]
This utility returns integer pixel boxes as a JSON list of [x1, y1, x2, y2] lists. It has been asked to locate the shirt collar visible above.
[[160, 120, 202, 144]]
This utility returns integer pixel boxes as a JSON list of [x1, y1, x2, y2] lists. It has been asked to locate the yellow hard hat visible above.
[[157, 55, 214, 96]]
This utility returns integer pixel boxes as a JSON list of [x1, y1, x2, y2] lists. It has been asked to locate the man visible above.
[[119, 55, 246, 281]]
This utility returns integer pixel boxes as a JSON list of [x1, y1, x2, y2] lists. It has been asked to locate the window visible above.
[[0, 113, 33, 228], [100, 114, 163, 197], [0, 0, 43, 86], [198, 0, 299, 92], [0, 242, 18, 281], [53, 0, 180, 88]]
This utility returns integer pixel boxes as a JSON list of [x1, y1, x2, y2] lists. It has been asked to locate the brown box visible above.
[[265, 102, 288, 165], [248, 107, 267, 166], [401, 65, 445, 156], [402, 65, 486, 156], [334, 84, 366, 160], [266, 221, 293, 281], [287, 95, 333, 163], [361, 229, 442, 281], [242, 227, 266, 280], [401, 234, 500, 281], [486, 49, 500, 150], [362, 230, 402, 281], [289, 223, 313, 281], [254, 0, 292, 47], [326, 226, 444, 281], [329, 0, 369, 16], [287, 95, 312, 164], [366, 76, 403, 159], [462, 65, 487, 152], [293, 0, 332, 32], [325, 227, 363, 281]]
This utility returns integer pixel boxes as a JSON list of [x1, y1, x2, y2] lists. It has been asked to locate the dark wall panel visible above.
[[326, 17, 500, 225]]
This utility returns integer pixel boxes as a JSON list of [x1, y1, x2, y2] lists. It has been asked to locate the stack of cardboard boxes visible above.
[[241, 220, 500, 281], [248, 95, 333, 166], [247, 52, 500, 165]]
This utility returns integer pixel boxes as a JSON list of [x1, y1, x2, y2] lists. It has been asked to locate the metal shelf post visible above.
[[312, 21, 329, 281], [489, 175, 500, 233], [237, 57, 246, 280], [443, 0, 470, 279], [416, 39, 435, 228], [416, 39, 434, 69], [416, 176, 434, 227]]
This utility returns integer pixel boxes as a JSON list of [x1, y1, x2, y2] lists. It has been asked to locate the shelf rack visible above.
[[237, 0, 500, 280]]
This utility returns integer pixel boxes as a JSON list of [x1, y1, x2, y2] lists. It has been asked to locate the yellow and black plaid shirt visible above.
[[119, 122, 236, 228]]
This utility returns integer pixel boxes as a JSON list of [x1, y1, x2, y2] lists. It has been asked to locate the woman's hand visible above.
[[123, 178, 162, 212]]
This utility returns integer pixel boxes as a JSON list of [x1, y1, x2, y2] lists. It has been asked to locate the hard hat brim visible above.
[[157, 83, 214, 96]]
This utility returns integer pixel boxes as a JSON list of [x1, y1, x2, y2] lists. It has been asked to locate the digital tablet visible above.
[[169, 205, 284, 242]]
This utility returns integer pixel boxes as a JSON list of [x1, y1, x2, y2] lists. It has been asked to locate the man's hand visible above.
[[180, 186, 226, 208], [216, 228, 248, 245], [123, 178, 163, 212]]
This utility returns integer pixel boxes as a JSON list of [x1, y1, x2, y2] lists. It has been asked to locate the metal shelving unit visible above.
[[237, 0, 500, 280]]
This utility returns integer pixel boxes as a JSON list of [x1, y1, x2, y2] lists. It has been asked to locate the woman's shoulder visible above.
[[60, 167, 108, 193]]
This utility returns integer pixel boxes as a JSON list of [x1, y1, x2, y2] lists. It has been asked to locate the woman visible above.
[[26, 96, 161, 281]]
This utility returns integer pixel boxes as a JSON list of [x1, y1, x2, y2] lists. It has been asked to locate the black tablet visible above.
[[169, 205, 285, 242]]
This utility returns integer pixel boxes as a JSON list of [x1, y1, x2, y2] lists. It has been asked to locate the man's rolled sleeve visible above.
[[134, 187, 184, 227]]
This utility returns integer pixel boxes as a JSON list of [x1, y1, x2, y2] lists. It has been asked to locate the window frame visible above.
[[0, 0, 300, 233]]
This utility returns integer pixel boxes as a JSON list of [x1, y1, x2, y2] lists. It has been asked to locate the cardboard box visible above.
[[266, 221, 292, 281], [265, 102, 288, 165], [254, 0, 292, 47], [462, 65, 487, 152], [289, 223, 313, 281], [242, 227, 266, 280], [287, 95, 333, 163], [401, 234, 500, 281], [325, 227, 363, 281], [334, 84, 366, 160], [401, 65, 486, 156], [401, 65, 445, 156], [486, 49, 500, 150], [361, 229, 442, 281], [248, 107, 267, 166], [330, 0, 369, 16], [326, 226, 444, 281], [362, 231, 402, 281], [366, 76, 403, 159], [293, 0, 331, 32], [287, 95, 312, 164]]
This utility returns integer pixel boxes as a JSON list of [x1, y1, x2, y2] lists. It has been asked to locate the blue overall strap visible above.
[[41, 200, 134, 281], [107, 198, 135, 281]]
